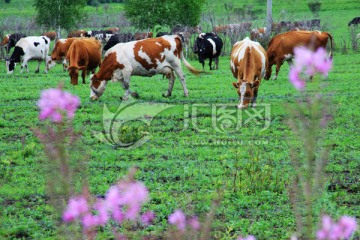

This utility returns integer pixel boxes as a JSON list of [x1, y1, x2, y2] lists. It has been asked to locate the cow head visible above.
[[193, 36, 202, 53], [5, 57, 15, 74], [46, 56, 56, 70], [90, 74, 107, 101], [232, 80, 260, 109]]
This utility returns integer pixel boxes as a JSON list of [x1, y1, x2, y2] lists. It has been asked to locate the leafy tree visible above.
[[124, 0, 205, 30], [34, 0, 87, 39]]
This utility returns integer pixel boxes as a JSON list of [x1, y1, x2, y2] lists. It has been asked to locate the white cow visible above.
[[6, 36, 51, 74]]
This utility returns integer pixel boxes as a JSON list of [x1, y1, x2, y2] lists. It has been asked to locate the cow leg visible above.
[[120, 70, 138, 100], [34, 60, 41, 73], [214, 57, 219, 70], [251, 87, 259, 108], [173, 68, 189, 97], [62, 59, 68, 71], [21, 57, 30, 73], [209, 58, 213, 70], [162, 67, 175, 97], [82, 69, 86, 84], [273, 61, 282, 80]]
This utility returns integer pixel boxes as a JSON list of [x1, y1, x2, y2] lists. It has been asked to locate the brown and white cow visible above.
[[250, 27, 266, 41], [90, 35, 200, 101], [265, 30, 333, 80], [230, 37, 268, 109], [133, 32, 153, 40], [67, 30, 87, 38], [66, 38, 102, 85], [47, 38, 77, 70], [1, 34, 10, 46]]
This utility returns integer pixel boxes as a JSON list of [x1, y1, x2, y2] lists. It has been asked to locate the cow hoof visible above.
[[162, 93, 171, 98], [35, 70, 39, 73], [90, 96, 99, 101]]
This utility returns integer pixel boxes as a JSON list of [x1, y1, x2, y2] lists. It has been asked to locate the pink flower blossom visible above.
[[289, 67, 306, 90], [317, 215, 357, 240], [188, 216, 201, 230], [169, 209, 187, 232], [119, 182, 149, 205], [92, 199, 109, 226], [38, 88, 80, 123], [141, 211, 156, 226], [237, 235, 256, 240], [289, 46, 332, 90], [62, 196, 89, 222], [81, 213, 98, 229]]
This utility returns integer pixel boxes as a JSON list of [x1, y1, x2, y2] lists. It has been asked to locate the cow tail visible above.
[[328, 33, 334, 59], [181, 53, 201, 75], [176, 36, 201, 75]]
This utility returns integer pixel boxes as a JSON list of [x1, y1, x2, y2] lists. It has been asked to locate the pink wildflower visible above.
[[338, 216, 357, 239], [169, 209, 187, 232], [81, 213, 98, 229], [62, 196, 89, 222], [237, 235, 256, 240], [289, 67, 306, 90], [317, 215, 357, 240], [188, 216, 201, 230], [141, 211, 156, 226], [119, 182, 149, 205], [38, 88, 80, 123], [92, 199, 109, 226], [289, 46, 332, 90]]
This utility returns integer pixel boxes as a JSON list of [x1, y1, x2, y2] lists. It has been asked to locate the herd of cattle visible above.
[[2, 16, 359, 108]]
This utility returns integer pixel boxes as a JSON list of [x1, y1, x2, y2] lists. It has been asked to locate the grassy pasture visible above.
[[0, 51, 359, 239], [0, 0, 360, 239]]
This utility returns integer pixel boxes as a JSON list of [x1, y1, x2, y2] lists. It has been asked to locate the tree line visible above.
[[31, 0, 205, 39]]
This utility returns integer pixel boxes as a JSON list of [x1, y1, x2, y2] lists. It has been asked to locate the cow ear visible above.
[[251, 80, 260, 88], [232, 82, 239, 89]]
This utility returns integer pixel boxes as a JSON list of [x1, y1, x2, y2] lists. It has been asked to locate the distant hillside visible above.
[[0, 0, 359, 47]]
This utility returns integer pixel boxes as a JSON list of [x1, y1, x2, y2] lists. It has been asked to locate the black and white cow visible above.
[[348, 17, 360, 26], [193, 32, 223, 70], [6, 36, 50, 74], [3, 33, 27, 54], [103, 33, 134, 52]]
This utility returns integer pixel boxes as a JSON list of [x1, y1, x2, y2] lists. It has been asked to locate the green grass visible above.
[[1, 0, 360, 239], [0, 50, 359, 239]]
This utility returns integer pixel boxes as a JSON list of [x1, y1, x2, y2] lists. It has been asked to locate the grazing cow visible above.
[[156, 32, 170, 37], [106, 27, 119, 34], [90, 35, 200, 101], [265, 30, 333, 80], [42, 31, 56, 41], [67, 30, 87, 38], [2, 33, 26, 54], [103, 33, 134, 52], [1, 34, 10, 46], [47, 38, 77, 70], [250, 27, 266, 41], [133, 32, 153, 40], [6, 36, 50, 74], [348, 17, 360, 26], [230, 37, 268, 109], [193, 32, 223, 70], [66, 38, 102, 85]]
